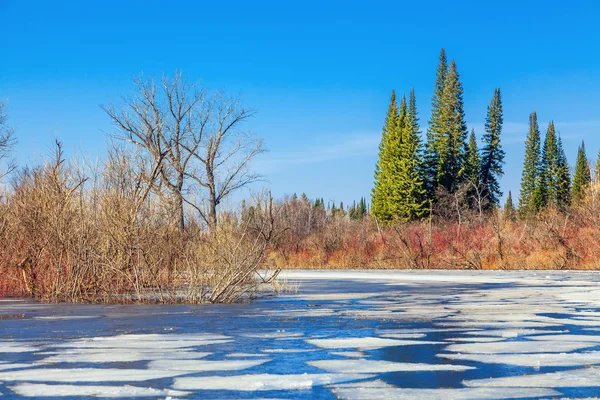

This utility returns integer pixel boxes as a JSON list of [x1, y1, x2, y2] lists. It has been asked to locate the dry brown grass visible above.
[[0, 144, 279, 303], [270, 187, 600, 271]]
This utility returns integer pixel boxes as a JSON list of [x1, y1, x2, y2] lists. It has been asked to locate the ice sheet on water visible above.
[[306, 337, 441, 350], [528, 334, 600, 342], [437, 321, 562, 329], [0, 342, 40, 353], [241, 332, 303, 339], [294, 293, 379, 301], [0, 368, 188, 382], [376, 333, 426, 339], [463, 329, 568, 337], [148, 358, 269, 371], [172, 373, 374, 391], [37, 350, 210, 363], [55, 333, 231, 349], [445, 340, 597, 354], [329, 351, 365, 358], [0, 364, 34, 371], [307, 359, 474, 373], [34, 316, 99, 320], [444, 337, 504, 343], [463, 366, 600, 388], [9, 383, 190, 398], [439, 351, 600, 367], [330, 380, 560, 400]]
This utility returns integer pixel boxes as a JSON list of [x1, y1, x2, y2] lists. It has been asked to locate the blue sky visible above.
[[1, 0, 599, 207]]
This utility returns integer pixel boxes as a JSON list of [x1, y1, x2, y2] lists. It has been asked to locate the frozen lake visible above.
[[2, 270, 600, 399]]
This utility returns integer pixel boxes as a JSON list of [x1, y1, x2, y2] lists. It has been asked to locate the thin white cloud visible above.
[[256, 133, 380, 173]]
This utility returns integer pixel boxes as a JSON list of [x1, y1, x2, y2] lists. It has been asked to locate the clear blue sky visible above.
[[1, 0, 599, 207]]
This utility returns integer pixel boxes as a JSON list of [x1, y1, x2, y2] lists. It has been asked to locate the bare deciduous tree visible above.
[[0, 100, 16, 183], [102, 72, 264, 231]]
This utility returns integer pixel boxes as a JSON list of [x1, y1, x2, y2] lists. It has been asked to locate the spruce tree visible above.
[[372, 91, 399, 222], [572, 140, 591, 204], [394, 89, 427, 221], [519, 112, 542, 216], [437, 59, 468, 193], [540, 122, 559, 207], [480, 88, 505, 209], [464, 129, 480, 208], [424, 49, 448, 200], [504, 191, 516, 221], [556, 135, 571, 210]]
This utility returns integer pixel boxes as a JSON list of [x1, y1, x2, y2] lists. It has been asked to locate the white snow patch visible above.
[[444, 337, 504, 343], [0, 364, 34, 371], [9, 383, 190, 398], [439, 351, 600, 367], [331, 380, 560, 400], [329, 351, 365, 358], [308, 360, 473, 373], [0, 342, 39, 353], [307, 337, 441, 350], [241, 332, 303, 339], [295, 293, 378, 301], [38, 350, 210, 364], [464, 366, 600, 388], [0, 368, 188, 382], [34, 316, 98, 321], [55, 333, 231, 349], [445, 340, 597, 354], [463, 329, 568, 337], [374, 333, 426, 340], [528, 334, 600, 342], [148, 358, 268, 371], [172, 373, 373, 391]]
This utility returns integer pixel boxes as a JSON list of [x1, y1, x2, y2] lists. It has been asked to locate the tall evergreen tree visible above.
[[372, 91, 399, 222], [572, 140, 591, 204], [519, 112, 542, 216], [480, 88, 505, 209], [394, 89, 427, 221], [504, 191, 516, 221], [437, 59, 468, 193], [540, 122, 559, 207], [464, 129, 480, 207], [556, 135, 571, 210], [424, 49, 448, 199]]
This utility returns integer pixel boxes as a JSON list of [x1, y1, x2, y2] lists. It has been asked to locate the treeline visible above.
[[372, 49, 504, 223], [372, 48, 598, 224]]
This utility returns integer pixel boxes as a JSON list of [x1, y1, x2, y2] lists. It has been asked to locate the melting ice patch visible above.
[[444, 340, 597, 354], [0, 368, 188, 382], [37, 350, 211, 363], [439, 351, 600, 367], [0, 342, 40, 353], [308, 360, 474, 373], [55, 333, 231, 349], [172, 373, 373, 391], [307, 337, 440, 350], [148, 358, 269, 371], [9, 383, 190, 398], [330, 379, 561, 400], [463, 367, 600, 388]]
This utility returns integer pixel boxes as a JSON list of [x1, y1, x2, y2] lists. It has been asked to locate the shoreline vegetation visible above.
[[1, 50, 600, 303]]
